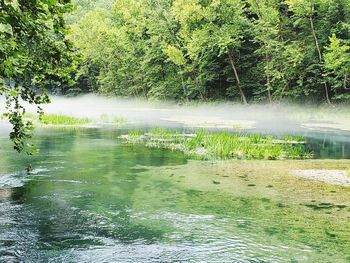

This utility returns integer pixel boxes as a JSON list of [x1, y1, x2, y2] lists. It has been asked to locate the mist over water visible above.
[[2, 95, 350, 158], [1, 96, 350, 262], [2, 94, 349, 135]]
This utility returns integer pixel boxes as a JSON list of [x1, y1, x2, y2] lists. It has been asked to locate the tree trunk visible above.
[[278, 79, 291, 104], [267, 75, 272, 104], [344, 75, 350, 90], [179, 67, 188, 102], [309, 7, 331, 104], [265, 52, 272, 103], [228, 53, 248, 105]]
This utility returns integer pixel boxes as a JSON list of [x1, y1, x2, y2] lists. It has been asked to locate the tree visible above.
[[171, 0, 250, 104], [324, 34, 350, 99], [248, 0, 304, 103], [0, 0, 76, 153], [285, 0, 333, 103]]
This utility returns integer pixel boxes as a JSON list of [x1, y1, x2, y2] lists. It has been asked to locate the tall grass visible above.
[[121, 128, 313, 160]]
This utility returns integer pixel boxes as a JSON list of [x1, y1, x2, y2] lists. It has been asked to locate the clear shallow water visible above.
[[0, 128, 349, 263]]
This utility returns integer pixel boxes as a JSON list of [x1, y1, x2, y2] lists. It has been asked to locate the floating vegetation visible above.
[[120, 128, 313, 160]]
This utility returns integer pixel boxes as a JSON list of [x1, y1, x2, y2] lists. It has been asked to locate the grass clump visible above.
[[121, 128, 313, 160], [40, 114, 91, 125]]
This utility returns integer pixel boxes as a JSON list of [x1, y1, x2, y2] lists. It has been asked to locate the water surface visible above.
[[0, 128, 349, 262]]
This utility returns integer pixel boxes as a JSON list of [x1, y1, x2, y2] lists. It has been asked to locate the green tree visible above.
[[248, 0, 304, 103], [171, 0, 250, 104], [324, 34, 350, 98], [285, 0, 334, 103], [0, 0, 76, 153]]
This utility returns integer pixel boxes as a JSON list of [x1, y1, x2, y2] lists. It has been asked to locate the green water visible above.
[[0, 128, 349, 262]]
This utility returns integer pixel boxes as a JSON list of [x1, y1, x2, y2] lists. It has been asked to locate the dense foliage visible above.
[[69, 0, 350, 103], [0, 0, 76, 152]]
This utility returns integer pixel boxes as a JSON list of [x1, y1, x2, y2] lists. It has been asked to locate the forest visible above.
[[1, 0, 350, 106], [64, 0, 350, 104]]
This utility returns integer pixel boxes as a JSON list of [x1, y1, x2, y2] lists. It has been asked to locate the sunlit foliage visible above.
[[0, 0, 77, 152], [69, 0, 350, 103]]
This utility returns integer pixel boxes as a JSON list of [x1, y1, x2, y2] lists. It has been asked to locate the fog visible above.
[[1, 94, 350, 135]]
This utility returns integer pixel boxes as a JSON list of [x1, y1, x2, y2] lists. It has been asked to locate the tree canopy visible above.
[[69, 0, 350, 103]]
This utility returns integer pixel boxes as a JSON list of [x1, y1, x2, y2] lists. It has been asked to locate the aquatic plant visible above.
[[22, 113, 91, 126], [121, 129, 313, 160], [40, 114, 91, 125]]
